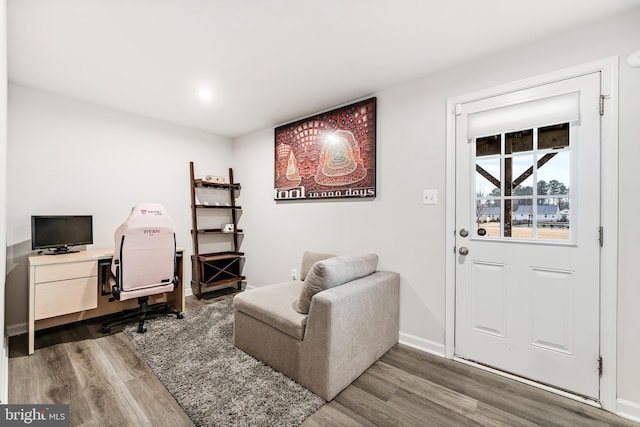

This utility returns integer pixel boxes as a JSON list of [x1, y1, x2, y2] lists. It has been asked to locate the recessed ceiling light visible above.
[[196, 88, 213, 102]]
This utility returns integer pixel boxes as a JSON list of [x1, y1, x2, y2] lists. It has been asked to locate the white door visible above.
[[454, 73, 601, 399]]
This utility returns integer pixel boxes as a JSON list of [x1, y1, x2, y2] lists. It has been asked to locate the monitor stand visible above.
[[45, 247, 79, 255]]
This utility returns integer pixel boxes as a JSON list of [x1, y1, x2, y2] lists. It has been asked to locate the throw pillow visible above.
[[299, 251, 336, 280], [296, 253, 378, 314]]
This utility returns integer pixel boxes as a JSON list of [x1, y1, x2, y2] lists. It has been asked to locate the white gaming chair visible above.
[[102, 203, 183, 334]]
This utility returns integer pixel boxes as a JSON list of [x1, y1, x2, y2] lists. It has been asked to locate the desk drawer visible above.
[[35, 276, 98, 320], [35, 260, 97, 283]]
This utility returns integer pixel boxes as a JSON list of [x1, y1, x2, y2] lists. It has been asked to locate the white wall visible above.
[[233, 7, 640, 415], [5, 85, 233, 331], [0, 0, 8, 403]]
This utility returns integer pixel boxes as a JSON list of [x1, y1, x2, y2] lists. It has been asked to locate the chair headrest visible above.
[[119, 203, 175, 233]]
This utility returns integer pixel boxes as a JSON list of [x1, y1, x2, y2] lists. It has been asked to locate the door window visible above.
[[474, 123, 570, 241]]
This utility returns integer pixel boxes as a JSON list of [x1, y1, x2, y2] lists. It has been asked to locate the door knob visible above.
[[459, 247, 469, 256]]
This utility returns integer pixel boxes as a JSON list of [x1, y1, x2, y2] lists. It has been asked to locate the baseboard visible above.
[[398, 332, 445, 357], [617, 398, 640, 423], [6, 322, 26, 338]]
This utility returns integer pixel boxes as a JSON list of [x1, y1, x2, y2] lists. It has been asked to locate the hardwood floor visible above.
[[9, 290, 638, 427]]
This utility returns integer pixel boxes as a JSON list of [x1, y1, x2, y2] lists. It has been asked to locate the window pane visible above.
[[507, 155, 534, 196], [509, 198, 534, 239], [476, 158, 500, 197], [537, 151, 570, 200], [539, 123, 569, 149], [506, 129, 533, 153], [476, 135, 501, 157], [537, 198, 570, 241], [476, 199, 501, 238]]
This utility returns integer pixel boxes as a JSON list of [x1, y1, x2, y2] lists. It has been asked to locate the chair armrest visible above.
[[299, 270, 400, 400]]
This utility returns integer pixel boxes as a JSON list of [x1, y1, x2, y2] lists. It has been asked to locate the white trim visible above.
[[445, 100, 457, 360], [617, 398, 640, 423], [399, 332, 445, 357], [596, 57, 619, 413], [445, 57, 619, 412]]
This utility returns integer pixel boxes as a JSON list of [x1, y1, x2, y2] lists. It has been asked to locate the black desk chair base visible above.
[[101, 295, 183, 334]]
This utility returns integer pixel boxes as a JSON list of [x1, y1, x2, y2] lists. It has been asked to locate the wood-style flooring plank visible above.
[[62, 335, 150, 427], [95, 328, 192, 425], [123, 373, 195, 427], [368, 360, 479, 418], [9, 343, 73, 404], [335, 382, 432, 427], [301, 401, 372, 427], [349, 367, 398, 402], [95, 333, 150, 383], [473, 401, 542, 427], [386, 386, 481, 427]]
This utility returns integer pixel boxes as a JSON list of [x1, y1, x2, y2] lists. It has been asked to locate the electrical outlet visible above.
[[423, 189, 438, 205], [291, 268, 298, 280]]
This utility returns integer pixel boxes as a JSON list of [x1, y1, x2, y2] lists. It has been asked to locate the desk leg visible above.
[[166, 254, 185, 312], [28, 266, 35, 355]]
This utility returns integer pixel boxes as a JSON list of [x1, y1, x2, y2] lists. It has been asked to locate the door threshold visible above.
[[453, 356, 601, 409]]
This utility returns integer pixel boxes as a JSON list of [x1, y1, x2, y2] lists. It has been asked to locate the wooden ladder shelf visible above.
[[189, 162, 244, 298]]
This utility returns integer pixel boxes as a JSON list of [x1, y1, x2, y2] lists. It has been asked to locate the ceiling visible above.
[[8, 1, 640, 138]]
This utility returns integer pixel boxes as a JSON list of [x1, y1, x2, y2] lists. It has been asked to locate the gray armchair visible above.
[[233, 252, 400, 400]]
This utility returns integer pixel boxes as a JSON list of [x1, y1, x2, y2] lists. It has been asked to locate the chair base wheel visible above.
[[102, 325, 111, 334], [177, 312, 184, 319]]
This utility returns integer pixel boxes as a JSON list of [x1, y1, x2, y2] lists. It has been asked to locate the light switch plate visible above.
[[627, 49, 640, 68], [423, 189, 438, 205]]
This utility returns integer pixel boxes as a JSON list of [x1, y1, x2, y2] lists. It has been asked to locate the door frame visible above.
[[445, 57, 619, 411]]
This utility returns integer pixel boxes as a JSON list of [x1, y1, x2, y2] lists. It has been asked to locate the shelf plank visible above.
[[191, 229, 244, 235], [193, 204, 242, 210], [191, 276, 246, 288], [191, 276, 246, 289], [194, 179, 241, 190], [196, 252, 244, 262]]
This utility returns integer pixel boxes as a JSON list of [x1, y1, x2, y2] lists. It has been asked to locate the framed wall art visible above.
[[274, 97, 376, 201]]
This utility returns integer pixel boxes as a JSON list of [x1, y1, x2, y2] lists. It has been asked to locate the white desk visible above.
[[28, 248, 184, 355]]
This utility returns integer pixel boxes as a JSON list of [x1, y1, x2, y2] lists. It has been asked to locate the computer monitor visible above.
[[31, 215, 93, 254]]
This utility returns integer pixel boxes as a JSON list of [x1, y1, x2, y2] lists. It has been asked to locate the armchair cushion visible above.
[[296, 254, 378, 314], [233, 280, 308, 340], [299, 251, 335, 280]]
